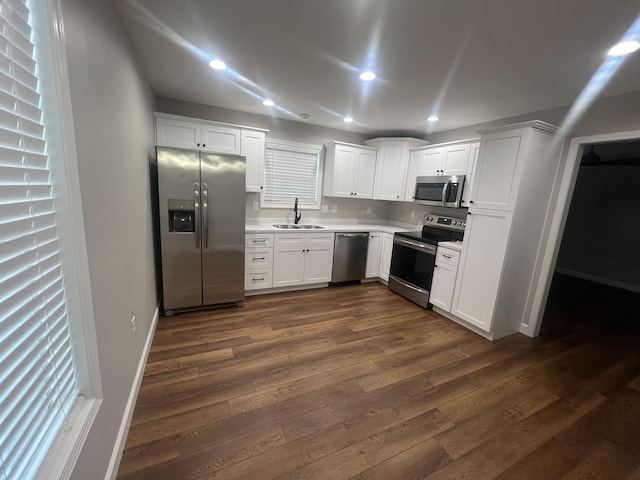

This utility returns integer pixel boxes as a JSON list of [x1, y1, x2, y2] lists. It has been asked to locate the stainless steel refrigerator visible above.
[[157, 147, 245, 314]]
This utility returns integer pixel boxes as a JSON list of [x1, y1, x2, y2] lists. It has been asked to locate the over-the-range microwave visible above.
[[414, 175, 466, 208]]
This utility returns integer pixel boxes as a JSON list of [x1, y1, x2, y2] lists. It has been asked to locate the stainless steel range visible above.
[[389, 214, 465, 308]]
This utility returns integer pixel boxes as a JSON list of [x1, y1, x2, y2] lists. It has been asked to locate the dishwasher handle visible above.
[[336, 232, 369, 238]]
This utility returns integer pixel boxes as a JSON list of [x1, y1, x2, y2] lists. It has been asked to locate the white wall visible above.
[[60, 0, 157, 478]]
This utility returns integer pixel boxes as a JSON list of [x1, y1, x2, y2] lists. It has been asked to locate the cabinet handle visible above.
[[252, 277, 265, 281], [253, 239, 267, 243], [442, 254, 452, 259], [253, 257, 265, 260]]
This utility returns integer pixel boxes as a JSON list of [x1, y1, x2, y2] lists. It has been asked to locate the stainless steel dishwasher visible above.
[[331, 232, 370, 282]]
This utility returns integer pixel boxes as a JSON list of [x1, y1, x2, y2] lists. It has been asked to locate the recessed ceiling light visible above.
[[343, 116, 354, 123], [209, 59, 227, 70], [608, 40, 640, 57], [262, 99, 274, 106], [359, 71, 376, 81], [426, 115, 440, 122]]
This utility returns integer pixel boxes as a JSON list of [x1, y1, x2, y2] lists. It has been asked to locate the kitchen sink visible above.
[[272, 224, 325, 229], [272, 224, 301, 229]]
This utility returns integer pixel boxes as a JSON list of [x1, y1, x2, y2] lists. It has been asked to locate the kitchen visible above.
[[5, 1, 640, 479]]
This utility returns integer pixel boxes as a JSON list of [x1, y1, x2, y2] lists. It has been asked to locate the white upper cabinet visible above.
[[154, 113, 267, 193], [461, 142, 480, 207], [155, 117, 202, 150], [242, 130, 266, 193], [201, 124, 241, 154], [407, 140, 477, 203], [365, 137, 428, 202], [323, 142, 377, 199]]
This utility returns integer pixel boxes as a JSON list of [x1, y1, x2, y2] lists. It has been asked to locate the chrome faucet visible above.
[[293, 197, 302, 224]]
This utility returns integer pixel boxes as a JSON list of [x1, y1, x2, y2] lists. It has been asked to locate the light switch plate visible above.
[[332, 205, 338, 213], [366, 206, 372, 214], [321, 204, 328, 213]]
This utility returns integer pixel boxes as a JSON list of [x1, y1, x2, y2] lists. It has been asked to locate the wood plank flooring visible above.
[[117, 281, 640, 479]]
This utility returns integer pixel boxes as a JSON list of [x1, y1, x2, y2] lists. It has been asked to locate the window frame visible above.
[[260, 138, 323, 210], [24, 0, 102, 478]]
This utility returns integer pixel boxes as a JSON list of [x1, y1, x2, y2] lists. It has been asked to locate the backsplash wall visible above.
[[246, 193, 393, 224]]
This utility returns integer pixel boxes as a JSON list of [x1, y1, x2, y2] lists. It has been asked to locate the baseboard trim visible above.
[[104, 306, 159, 480], [555, 268, 640, 294]]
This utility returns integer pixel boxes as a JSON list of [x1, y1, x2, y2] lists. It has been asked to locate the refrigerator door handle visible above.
[[194, 182, 201, 249], [203, 182, 209, 249]]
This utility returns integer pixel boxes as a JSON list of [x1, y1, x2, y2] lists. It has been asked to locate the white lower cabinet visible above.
[[451, 209, 513, 332], [273, 233, 335, 287], [245, 234, 274, 290], [430, 247, 460, 311], [365, 233, 382, 278], [379, 233, 394, 281]]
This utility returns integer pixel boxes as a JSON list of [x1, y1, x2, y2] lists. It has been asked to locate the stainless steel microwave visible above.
[[414, 175, 466, 208]]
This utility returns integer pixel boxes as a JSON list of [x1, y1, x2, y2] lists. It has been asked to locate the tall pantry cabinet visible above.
[[448, 121, 563, 339]]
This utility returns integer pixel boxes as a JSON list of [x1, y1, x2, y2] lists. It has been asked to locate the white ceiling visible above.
[[115, 0, 640, 136]]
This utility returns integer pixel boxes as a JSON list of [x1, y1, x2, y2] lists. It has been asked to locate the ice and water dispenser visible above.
[[167, 199, 195, 233]]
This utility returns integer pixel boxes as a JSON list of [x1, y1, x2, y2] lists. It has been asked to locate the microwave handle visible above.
[[442, 180, 450, 205]]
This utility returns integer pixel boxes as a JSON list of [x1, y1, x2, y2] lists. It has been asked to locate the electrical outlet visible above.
[[252, 201, 259, 212], [321, 204, 328, 213], [130, 314, 137, 334], [410, 210, 416, 218], [366, 206, 372, 215], [332, 205, 338, 213]]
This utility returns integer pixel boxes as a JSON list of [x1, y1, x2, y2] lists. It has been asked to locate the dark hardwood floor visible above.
[[117, 280, 640, 479]]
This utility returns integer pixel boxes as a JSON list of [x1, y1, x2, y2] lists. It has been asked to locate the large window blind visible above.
[[0, 1, 79, 478], [262, 139, 322, 209]]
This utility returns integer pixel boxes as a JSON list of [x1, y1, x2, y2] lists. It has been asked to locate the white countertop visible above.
[[437, 240, 464, 251], [245, 221, 417, 235]]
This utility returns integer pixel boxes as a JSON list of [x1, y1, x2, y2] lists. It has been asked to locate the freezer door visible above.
[[201, 153, 246, 305], [157, 147, 203, 310]]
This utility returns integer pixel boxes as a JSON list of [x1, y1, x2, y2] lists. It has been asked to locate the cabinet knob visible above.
[[202, 144, 206, 147], [469, 200, 474, 204], [196, 143, 201, 147], [467, 212, 472, 216]]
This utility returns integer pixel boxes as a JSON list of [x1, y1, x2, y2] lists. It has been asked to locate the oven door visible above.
[[388, 236, 437, 308]]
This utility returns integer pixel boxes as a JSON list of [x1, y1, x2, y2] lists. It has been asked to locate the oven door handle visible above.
[[393, 236, 437, 255]]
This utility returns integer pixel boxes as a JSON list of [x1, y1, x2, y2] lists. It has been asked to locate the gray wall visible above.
[[61, 0, 157, 478]]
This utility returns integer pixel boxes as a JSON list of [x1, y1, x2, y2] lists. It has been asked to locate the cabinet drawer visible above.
[[245, 269, 272, 290], [246, 248, 273, 269], [246, 233, 274, 247], [436, 248, 460, 267], [305, 233, 335, 248]]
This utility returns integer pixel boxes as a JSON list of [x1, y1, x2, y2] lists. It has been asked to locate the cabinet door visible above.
[[353, 149, 376, 198], [373, 143, 409, 201], [421, 148, 443, 176], [379, 233, 394, 281], [303, 233, 334, 284], [156, 117, 201, 150], [430, 263, 457, 311], [404, 151, 422, 201], [332, 146, 358, 197], [461, 142, 480, 207], [442, 143, 471, 176], [273, 234, 305, 287], [201, 124, 241, 154], [242, 130, 265, 192], [452, 209, 513, 332], [470, 134, 523, 211], [365, 233, 382, 278]]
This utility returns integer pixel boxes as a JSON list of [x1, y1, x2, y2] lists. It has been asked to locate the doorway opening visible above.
[[539, 138, 640, 337]]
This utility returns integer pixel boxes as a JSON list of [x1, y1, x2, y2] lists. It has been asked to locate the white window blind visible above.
[[0, 0, 79, 479], [262, 139, 322, 209]]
